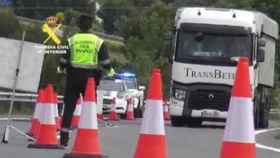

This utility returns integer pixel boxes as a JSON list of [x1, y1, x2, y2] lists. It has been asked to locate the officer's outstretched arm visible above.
[[98, 43, 116, 77]]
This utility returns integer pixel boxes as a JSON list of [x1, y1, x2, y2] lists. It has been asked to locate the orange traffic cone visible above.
[[71, 96, 82, 129], [27, 89, 44, 138], [28, 84, 63, 149], [97, 112, 104, 120], [163, 99, 170, 121], [63, 78, 106, 158], [54, 91, 62, 130], [134, 68, 168, 158], [220, 57, 255, 158], [126, 97, 135, 120], [109, 98, 119, 121]]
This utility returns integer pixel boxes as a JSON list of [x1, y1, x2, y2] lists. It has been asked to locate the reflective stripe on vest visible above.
[[68, 34, 103, 69]]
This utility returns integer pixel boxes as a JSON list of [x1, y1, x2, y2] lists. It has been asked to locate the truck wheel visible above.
[[259, 94, 270, 128], [259, 107, 269, 128], [171, 116, 185, 127], [254, 87, 270, 129], [254, 92, 261, 129], [186, 117, 202, 127]]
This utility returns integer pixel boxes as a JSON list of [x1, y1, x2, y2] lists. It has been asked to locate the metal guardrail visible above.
[[16, 16, 124, 43], [0, 92, 64, 103]]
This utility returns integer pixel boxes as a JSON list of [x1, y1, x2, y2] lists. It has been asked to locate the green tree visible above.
[[120, 1, 174, 95], [98, 0, 134, 34], [0, 8, 22, 39]]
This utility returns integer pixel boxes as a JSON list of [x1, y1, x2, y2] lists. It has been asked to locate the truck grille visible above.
[[103, 99, 112, 104], [188, 90, 230, 111]]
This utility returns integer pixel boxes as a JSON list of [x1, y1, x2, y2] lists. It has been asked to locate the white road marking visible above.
[[0, 117, 31, 121], [255, 128, 280, 153], [0, 117, 279, 153]]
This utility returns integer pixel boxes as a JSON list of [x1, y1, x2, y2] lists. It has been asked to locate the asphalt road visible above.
[[0, 119, 279, 158]]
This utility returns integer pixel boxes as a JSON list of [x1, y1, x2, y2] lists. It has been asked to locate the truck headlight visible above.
[[174, 89, 186, 100]]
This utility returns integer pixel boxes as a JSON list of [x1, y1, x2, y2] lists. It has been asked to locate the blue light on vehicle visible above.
[[116, 72, 136, 80], [122, 72, 136, 77]]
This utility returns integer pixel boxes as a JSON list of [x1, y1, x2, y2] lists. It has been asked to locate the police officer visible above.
[[60, 14, 113, 146]]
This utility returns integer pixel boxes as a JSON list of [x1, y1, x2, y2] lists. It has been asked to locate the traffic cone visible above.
[[28, 84, 63, 149], [27, 89, 44, 139], [97, 112, 104, 120], [71, 96, 82, 129], [163, 99, 170, 121], [54, 91, 62, 130], [64, 78, 106, 158], [220, 57, 255, 158], [109, 98, 119, 121], [126, 97, 135, 120], [134, 68, 168, 158]]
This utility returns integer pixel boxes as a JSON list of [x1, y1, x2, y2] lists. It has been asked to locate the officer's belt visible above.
[[71, 63, 99, 69]]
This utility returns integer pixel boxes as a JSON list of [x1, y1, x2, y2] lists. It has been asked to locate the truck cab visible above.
[[169, 7, 279, 128]]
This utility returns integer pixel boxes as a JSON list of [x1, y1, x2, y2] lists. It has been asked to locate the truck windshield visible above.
[[176, 32, 252, 61]]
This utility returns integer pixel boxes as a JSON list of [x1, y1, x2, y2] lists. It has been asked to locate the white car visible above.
[[97, 77, 145, 118], [97, 78, 129, 115], [121, 79, 145, 117]]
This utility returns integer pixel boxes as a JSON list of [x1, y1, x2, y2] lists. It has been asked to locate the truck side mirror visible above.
[[257, 48, 265, 62], [258, 39, 266, 47]]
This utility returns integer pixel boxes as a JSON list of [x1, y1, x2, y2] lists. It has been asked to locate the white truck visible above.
[[169, 7, 279, 128]]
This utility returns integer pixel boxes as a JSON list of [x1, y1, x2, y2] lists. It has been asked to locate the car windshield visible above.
[[124, 80, 137, 89], [176, 31, 252, 60], [98, 80, 124, 91]]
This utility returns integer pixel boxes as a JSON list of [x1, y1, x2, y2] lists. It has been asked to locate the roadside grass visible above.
[[270, 109, 280, 139], [0, 101, 34, 116]]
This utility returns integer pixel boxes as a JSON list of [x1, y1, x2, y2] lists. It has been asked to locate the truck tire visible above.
[[259, 93, 270, 128], [171, 116, 185, 127], [254, 88, 262, 129], [259, 107, 269, 128], [186, 117, 202, 127], [254, 97, 261, 129], [254, 87, 270, 129]]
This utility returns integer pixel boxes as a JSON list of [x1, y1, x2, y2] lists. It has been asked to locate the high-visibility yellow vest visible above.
[[68, 34, 103, 69], [107, 68, 116, 77]]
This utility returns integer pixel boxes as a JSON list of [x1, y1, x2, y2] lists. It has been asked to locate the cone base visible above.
[[109, 112, 119, 121], [126, 111, 134, 120], [134, 134, 168, 158], [72, 129, 103, 155], [220, 141, 256, 158], [63, 153, 108, 158], [28, 144, 64, 149], [97, 114, 103, 120]]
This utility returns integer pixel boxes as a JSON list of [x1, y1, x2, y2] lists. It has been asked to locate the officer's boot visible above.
[[60, 130, 69, 147]]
